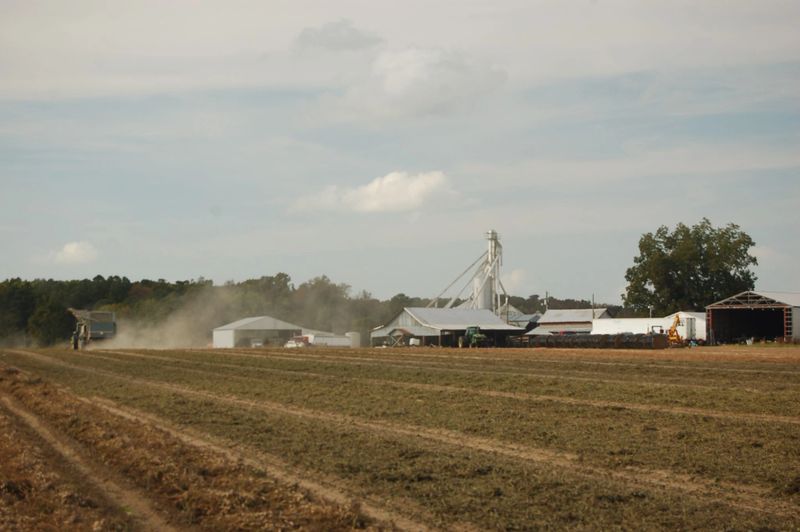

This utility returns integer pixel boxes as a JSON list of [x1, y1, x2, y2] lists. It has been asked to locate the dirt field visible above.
[[1, 345, 799, 530]]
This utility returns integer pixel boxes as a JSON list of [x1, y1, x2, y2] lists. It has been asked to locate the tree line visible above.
[[1, 219, 757, 346], [0, 274, 616, 347]]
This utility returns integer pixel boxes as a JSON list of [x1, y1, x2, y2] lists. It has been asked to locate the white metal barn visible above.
[[212, 316, 302, 348], [526, 308, 610, 336]]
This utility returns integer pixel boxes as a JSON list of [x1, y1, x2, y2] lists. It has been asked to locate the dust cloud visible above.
[[100, 287, 238, 349]]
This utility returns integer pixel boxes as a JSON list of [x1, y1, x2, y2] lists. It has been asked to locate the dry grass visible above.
[[1, 345, 799, 530]]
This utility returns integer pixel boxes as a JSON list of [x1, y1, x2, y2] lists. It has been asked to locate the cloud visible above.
[[54, 241, 98, 264], [295, 19, 382, 51], [331, 47, 506, 119], [297, 171, 453, 213]]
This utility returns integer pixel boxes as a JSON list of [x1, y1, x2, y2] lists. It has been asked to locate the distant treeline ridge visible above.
[[0, 274, 625, 346]]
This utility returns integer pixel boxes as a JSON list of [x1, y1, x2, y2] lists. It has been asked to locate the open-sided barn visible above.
[[212, 316, 302, 348], [706, 291, 800, 343], [371, 307, 523, 347]]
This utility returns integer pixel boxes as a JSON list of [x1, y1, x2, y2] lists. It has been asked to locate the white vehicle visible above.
[[284, 336, 309, 348]]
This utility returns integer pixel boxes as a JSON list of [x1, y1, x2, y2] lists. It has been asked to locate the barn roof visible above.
[[371, 307, 522, 339], [706, 291, 800, 309], [214, 316, 303, 331], [665, 311, 706, 320], [526, 323, 593, 335], [405, 307, 523, 331], [538, 308, 609, 323]]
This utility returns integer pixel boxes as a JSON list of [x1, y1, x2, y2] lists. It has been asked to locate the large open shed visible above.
[[212, 316, 303, 348], [371, 307, 523, 347], [706, 291, 800, 343]]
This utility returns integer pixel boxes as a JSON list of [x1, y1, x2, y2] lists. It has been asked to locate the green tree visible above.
[[623, 218, 757, 314], [27, 298, 74, 346]]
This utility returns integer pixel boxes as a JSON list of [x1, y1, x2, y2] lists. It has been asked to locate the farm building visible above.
[[507, 311, 542, 331], [212, 316, 302, 348], [526, 308, 610, 336], [371, 307, 523, 347], [590, 311, 706, 341], [706, 291, 800, 343]]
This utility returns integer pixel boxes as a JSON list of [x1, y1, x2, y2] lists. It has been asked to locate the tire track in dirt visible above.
[[2, 352, 434, 531], [80, 396, 446, 532], [188, 348, 735, 392], [10, 349, 800, 520], [0, 393, 177, 532], [243, 349, 796, 392], [196, 347, 800, 376], [93, 349, 800, 426]]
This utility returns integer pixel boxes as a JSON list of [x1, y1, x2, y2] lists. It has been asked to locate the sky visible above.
[[1, 1, 799, 304]]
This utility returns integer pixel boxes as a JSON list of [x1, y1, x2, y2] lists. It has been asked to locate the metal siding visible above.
[[405, 307, 522, 331], [591, 318, 669, 335], [396, 311, 418, 327], [215, 315, 303, 331], [212, 330, 235, 348], [539, 309, 609, 324]]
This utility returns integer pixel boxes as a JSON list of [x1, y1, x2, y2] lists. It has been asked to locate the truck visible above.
[[68, 309, 116, 350]]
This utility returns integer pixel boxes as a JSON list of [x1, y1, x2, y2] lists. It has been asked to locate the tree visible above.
[[623, 218, 757, 314], [27, 298, 74, 346]]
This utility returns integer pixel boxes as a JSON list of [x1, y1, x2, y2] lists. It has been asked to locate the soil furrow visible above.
[[195, 348, 733, 391], [0, 393, 177, 531], [94, 348, 800, 425], [198, 347, 800, 375], [81, 395, 436, 532], [10, 349, 799, 520]]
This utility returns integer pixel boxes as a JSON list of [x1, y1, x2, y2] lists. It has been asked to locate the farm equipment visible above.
[[458, 326, 491, 348], [69, 309, 116, 350], [667, 315, 683, 347]]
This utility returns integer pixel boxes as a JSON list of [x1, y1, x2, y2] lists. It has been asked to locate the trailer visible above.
[[68, 309, 116, 349]]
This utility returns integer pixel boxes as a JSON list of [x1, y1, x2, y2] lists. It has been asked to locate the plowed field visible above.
[[1, 345, 799, 530]]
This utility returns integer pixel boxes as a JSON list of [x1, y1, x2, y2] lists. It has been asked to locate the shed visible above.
[[371, 307, 523, 347], [526, 308, 610, 336], [213, 316, 303, 348], [706, 291, 800, 343]]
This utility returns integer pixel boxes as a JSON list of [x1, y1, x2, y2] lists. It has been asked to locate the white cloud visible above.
[[332, 47, 506, 119], [1, 2, 798, 100], [297, 171, 453, 213], [295, 19, 382, 51], [54, 241, 98, 264]]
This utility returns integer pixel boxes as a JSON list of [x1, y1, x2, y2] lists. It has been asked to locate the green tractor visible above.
[[458, 326, 491, 348]]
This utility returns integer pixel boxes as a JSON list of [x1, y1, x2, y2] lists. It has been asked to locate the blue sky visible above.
[[1, 1, 799, 303]]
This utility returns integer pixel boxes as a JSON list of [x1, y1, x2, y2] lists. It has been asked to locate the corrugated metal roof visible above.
[[755, 291, 800, 307], [405, 307, 523, 331], [707, 291, 800, 309], [370, 324, 440, 338], [526, 323, 592, 336], [510, 312, 542, 322], [214, 316, 303, 331], [538, 308, 609, 324], [664, 311, 706, 320]]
